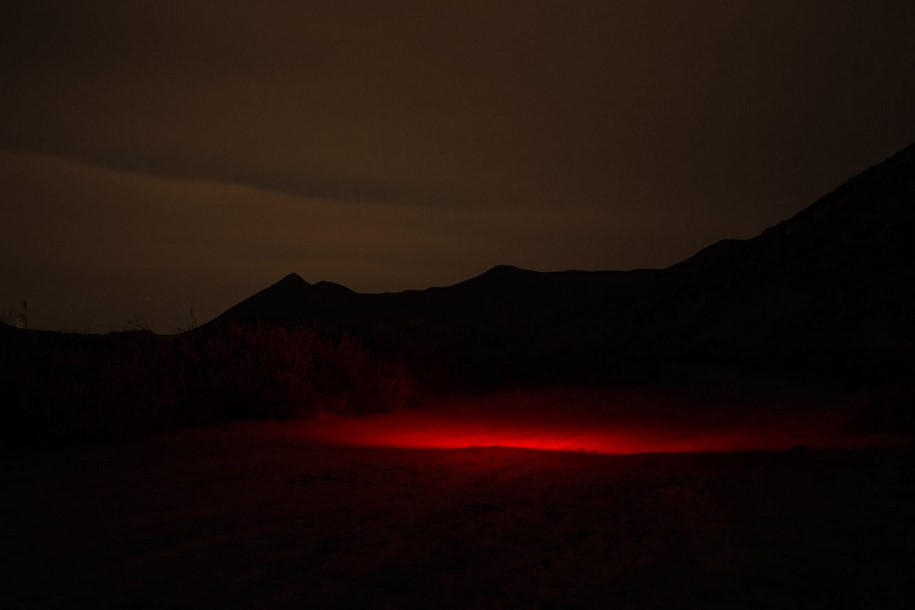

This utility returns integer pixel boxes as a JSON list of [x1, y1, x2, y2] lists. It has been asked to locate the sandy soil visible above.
[[3, 420, 913, 609]]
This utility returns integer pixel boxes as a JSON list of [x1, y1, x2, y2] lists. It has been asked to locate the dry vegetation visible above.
[[0, 323, 414, 448]]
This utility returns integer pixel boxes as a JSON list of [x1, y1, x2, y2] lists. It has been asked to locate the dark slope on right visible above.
[[675, 141, 915, 281], [654, 142, 915, 364]]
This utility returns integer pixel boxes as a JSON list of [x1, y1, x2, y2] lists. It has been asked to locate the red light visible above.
[[297, 394, 900, 454]]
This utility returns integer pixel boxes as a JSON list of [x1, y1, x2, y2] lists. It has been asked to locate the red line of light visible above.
[[296, 406, 898, 454]]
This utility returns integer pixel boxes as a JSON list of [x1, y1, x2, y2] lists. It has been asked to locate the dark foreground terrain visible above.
[[4, 419, 913, 609]]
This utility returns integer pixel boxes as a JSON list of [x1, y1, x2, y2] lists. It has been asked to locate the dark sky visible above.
[[3, 1, 915, 331]]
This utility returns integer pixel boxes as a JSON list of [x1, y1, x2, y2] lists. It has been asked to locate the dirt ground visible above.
[[3, 420, 913, 609]]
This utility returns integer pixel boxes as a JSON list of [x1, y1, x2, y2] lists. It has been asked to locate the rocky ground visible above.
[[3, 419, 913, 609]]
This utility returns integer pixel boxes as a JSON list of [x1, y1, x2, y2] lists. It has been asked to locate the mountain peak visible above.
[[486, 264, 526, 274], [451, 264, 535, 289], [276, 272, 308, 287], [475, 264, 532, 280]]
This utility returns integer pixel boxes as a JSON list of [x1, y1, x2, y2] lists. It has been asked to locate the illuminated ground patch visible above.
[[297, 392, 904, 454]]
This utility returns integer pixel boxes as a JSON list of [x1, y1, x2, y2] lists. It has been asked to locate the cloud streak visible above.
[[2, 1, 915, 329]]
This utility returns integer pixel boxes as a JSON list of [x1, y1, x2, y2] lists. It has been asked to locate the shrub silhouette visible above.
[[0, 323, 414, 447], [176, 323, 413, 421]]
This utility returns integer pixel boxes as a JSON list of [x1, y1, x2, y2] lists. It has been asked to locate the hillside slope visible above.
[[204, 142, 915, 387]]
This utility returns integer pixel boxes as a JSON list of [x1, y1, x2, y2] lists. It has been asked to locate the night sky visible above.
[[3, 1, 915, 332]]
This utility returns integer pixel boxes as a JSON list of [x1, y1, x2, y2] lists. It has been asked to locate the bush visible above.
[[0, 323, 415, 447], [176, 323, 414, 421]]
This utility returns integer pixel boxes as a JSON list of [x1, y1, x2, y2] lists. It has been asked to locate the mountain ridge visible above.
[[200, 140, 915, 387]]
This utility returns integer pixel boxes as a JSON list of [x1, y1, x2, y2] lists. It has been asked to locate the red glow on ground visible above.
[[298, 392, 902, 454]]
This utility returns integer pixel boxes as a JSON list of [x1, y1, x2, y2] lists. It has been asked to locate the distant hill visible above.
[[4, 142, 914, 447], [205, 142, 915, 388]]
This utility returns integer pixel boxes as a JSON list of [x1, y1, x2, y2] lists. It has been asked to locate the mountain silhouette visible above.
[[216, 272, 356, 325], [5, 142, 914, 448], [206, 142, 915, 387]]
